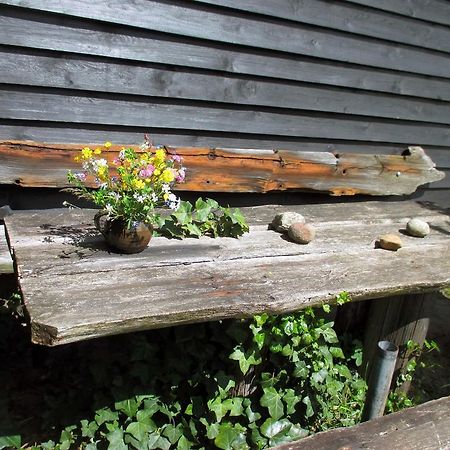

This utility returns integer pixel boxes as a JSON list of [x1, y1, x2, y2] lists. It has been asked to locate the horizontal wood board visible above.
[[5, 200, 450, 345], [0, 0, 449, 208], [193, 0, 450, 53], [275, 395, 450, 450], [0, 141, 445, 195]]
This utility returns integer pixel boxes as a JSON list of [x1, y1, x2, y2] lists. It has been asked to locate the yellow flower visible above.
[[104, 141, 112, 148], [81, 147, 93, 159], [97, 166, 108, 182], [94, 148, 102, 155], [161, 168, 175, 183], [154, 148, 166, 164], [163, 193, 169, 201], [153, 169, 161, 176], [132, 178, 145, 190]]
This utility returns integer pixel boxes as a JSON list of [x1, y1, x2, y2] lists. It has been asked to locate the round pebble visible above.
[[271, 212, 305, 232], [288, 223, 316, 244], [378, 233, 403, 251], [406, 218, 430, 238]]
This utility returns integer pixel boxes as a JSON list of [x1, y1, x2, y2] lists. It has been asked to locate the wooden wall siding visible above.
[[0, 0, 449, 205]]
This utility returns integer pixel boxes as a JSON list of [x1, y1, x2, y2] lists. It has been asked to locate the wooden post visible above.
[[363, 293, 430, 393]]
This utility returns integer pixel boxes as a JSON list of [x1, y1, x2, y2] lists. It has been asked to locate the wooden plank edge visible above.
[[274, 396, 450, 449], [0, 224, 14, 274], [0, 141, 445, 196]]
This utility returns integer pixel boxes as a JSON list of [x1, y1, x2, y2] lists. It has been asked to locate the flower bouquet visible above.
[[67, 139, 186, 253]]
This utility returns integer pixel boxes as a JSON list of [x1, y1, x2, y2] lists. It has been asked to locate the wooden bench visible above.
[[274, 395, 450, 450], [1, 140, 449, 347]]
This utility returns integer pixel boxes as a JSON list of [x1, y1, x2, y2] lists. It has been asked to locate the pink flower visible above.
[[74, 172, 87, 181], [171, 154, 182, 163], [175, 168, 186, 183], [139, 164, 155, 178]]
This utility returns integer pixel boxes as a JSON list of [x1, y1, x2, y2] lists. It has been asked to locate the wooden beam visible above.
[[0, 141, 444, 195], [274, 396, 450, 450]]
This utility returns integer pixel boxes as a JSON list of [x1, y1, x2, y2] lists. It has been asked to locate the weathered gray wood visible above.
[[427, 169, 450, 189], [1, 89, 450, 146], [0, 142, 444, 195], [0, 224, 14, 274], [0, 124, 448, 169], [4, 201, 450, 346], [194, 0, 450, 53], [2, 1, 450, 78], [345, 0, 450, 27], [3, 51, 450, 125], [3, 15, 449, 104], [363, 294, 430, 392], [274, 396, 450, 450]]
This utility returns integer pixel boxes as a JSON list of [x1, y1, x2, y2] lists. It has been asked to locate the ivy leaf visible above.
[[162, 423, 183, 444], [260, 418, 291, 439], [302, 396, 314, 418], [320, 324, 339, 343], [330, 346, 345, 359], [214, 423, 249, 450], [126, 422, 150, 442], [106, 428, 128, 450], [81, 419, 99, 438], [292, 360, 309, 379], [336, 364, 352, 379], [95, 407, 119, 425], [229, 346, 261, 375], [114, 398, 138, 418], [147, 433, 171, 450], [0, 435, 21, 449], [283, 389, 301, 415], [177, 435, 193, 450], [260, 387, 284, 420]]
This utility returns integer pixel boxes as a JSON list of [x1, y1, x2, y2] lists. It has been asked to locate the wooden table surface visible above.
[[4, 200, 450, 346]]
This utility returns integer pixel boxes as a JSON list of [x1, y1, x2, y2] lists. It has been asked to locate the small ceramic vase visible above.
[[94, 211, 152, 254]]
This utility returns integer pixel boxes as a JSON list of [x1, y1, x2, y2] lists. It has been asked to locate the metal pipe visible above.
[[362, 340, 399, 421]]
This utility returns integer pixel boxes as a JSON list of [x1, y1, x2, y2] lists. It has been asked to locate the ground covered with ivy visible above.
[[0, 292, 448, 450]]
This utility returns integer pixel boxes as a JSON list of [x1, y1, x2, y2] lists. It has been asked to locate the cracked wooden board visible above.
[[4, 200, 450, 346], [0, 141, 444, 195], [274, 395, 450, 450]]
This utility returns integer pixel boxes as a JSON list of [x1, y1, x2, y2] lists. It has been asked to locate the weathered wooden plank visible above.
[[0, 141, 444, 195], [3, 51, 450, 125], [2, 90, 450, 146], [2, 1, 450, 78], [0, 224, 14, 274], [4, 201, 450, 345], [1, 125, 449, 169], [3, 12, 450, 102], [345, 0, 450, 27], [193, 0, 450, 53], [274, 396, 450, 450]]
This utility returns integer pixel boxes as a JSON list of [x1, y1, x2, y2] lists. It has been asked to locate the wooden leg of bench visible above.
[[363, 293, 430, 393]]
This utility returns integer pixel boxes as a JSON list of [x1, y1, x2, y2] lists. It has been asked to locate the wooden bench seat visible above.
[[274, 396, 450, 450], [4, 200, 450, 346]]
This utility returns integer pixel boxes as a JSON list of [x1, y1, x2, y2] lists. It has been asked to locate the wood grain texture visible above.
[[2, 89, 450, 146], [0, 141, 445, 195], [4, 201, 450, 346], [274, 396, 450, 450], [3, 51, 450, 124], [193, 0, 450, 53], [2, 0, 450, 78], [3, 14, 449, 102], [0, 224, 14, 274], [345, 0, 450, 27]]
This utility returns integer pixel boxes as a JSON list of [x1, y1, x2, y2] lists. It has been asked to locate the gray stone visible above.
[[288, 223, 316, 244], [272, 212, 305, 232], [406, 218, 430, 238], [379, 233, 403, 251]]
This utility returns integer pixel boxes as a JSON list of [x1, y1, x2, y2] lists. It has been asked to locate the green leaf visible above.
[[336, 364, 352, 379], [283, 389, 301, 415], [229, 346, 261, 375], [126, 421, 152, 441], [260, 418, 291, 439], [114, 398, 139, 418], [330, 346, 345, 359], [206, 422, 220, 440], [320, 324, 339, 343], [293, 360, 309, 379], [177, 435, 193, 450], [163, 423, 183, 444], [260, 387, 284, 420], [0, 435, 21, 449], [106, 428, 128, 450], [81, 419, 99, 438], [214, 423, 249, 450], [302, 396, 314, 418]]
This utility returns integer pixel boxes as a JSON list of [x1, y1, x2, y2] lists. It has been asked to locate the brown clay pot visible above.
[[94, 211, 152, 254]]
